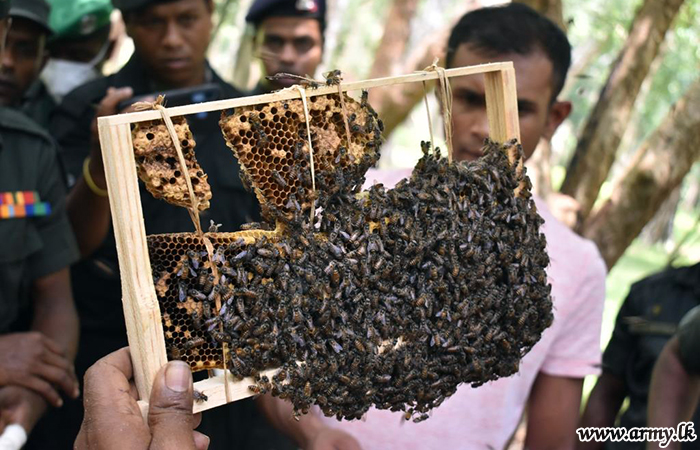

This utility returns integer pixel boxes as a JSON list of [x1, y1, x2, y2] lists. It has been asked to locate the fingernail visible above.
[[57, 398, 64, 407], [165, 361, 191, 393]]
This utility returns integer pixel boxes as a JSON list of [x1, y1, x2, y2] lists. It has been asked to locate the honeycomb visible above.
[[148, 232, 256, 370], [132, 117, 211, 211], [220, 93, 382, 222]]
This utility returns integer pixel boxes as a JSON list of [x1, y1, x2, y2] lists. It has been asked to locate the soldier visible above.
[[246, 0, 326, 94], [580, 262, 700, 450], [648, 305, 700, 449], [23, 0, 114, 128], [0, 0, 80, 444], [46, 0, 293, 449], [0, 0, 51, 114]]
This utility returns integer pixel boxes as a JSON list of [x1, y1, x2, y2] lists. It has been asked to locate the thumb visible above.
[[147, 361, 196, 450]]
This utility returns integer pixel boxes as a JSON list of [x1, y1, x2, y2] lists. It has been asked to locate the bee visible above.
[[360, 89, 369, 108], [188, 289, 207, 301], [271, 169, 288, 188], [324, 69, 342, 85], [190, 310, 203, 330], [210, 331, 231, 344], [184, 337, 205, 350], [193, 390, 208, 403], [248, 384, 267, 395]]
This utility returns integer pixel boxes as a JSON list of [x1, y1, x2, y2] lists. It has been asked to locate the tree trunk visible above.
[[513, 0, 566, 31], [560, 0, 685, 219], [641, 185, 680, 244], [583, 78, 700, 270], [368, 0, 420, 80]]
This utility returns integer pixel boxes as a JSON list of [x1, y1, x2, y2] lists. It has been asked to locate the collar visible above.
[[673, 261, 700, 293]]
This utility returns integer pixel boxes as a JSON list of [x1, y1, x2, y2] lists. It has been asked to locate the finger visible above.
[[82, 348, 149, 449], [40, 349, 74, 377], [193, 431, 210, 450], [34, 363, 79, 399], [20, 377, 62, 408], [148, 361, 196, 450], [38, 334, 65, 356], [97, 87, 134, 117], [192, 412, 202, 429], [94, 347, 134, 380]]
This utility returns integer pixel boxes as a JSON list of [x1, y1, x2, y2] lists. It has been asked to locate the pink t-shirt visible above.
[[318, 168, 607, 450]]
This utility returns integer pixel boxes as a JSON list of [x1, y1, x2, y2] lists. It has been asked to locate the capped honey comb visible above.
[[132, 117, 211, 210], [220, 93, 382, 222]]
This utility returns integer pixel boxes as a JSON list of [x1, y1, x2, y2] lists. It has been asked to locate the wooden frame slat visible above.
[[96, 61, 520, 416], [100, 62, 514, 126]]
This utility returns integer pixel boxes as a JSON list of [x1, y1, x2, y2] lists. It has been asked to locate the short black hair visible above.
[[446, 3, 571, 101]]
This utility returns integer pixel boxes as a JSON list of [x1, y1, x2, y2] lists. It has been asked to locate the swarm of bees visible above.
[[140, 81, 552, 422]]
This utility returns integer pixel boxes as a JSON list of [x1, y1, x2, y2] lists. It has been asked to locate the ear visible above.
[[38, 51, 48, 73], [542, 100, 571, 140]]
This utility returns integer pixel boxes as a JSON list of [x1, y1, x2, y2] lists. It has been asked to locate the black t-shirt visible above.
[[603, 262, 700, 449], [51, 55, 261, 334]]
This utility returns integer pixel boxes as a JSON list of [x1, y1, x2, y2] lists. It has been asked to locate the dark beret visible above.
[[246, 0, 325, 31]]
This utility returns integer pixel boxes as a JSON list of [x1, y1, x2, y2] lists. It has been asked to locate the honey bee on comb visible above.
[[139, 85, 553, 422], [219, 92, 382, 223]]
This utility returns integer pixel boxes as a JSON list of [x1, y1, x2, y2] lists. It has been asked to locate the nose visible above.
[[1, 43, 14, 70], [470, 112, 489, 143], [162, 22, 184, 49], [278, 43, 296, 65]]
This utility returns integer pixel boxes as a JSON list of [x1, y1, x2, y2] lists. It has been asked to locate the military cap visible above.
[[47, 0, 112, 40], [0, 0, 9, 20], [246, 0, 326, 31], [111, 0, 181, 13], [9, 0, 52, 34]]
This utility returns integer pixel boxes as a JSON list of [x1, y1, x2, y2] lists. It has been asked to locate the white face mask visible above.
[[40, 39, 110, 103], [40, 58, 100, 103]]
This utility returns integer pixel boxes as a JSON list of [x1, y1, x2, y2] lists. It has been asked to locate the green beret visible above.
[[47, 0, 112, 40]]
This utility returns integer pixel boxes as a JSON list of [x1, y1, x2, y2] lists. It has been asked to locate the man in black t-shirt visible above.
[[647, 305, 700, 449], [580, 263, 700, 449]]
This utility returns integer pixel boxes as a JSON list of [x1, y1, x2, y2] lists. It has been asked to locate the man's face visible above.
[[256, 17, 323, 90], [0, 17, 47, 106], [126, 0, 212, 88], [449, 44, 571, 162]]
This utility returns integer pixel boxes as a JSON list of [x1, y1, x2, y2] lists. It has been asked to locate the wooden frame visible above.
[[96, 61, 520, 415]]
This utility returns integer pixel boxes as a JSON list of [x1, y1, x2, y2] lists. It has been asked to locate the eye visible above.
[[263, 36, 284, 53], [178, 14, 197, 27], [293, 37, 315, 53]]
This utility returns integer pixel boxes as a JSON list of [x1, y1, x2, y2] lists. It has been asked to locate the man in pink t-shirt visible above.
[[261, 4, 606, 449]]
